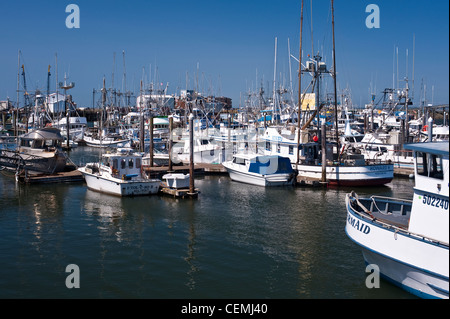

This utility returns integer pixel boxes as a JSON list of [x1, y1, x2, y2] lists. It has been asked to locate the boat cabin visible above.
[[102, 150, 144, 180], [406, 142, 449, 244], [19, 127, 63, 151]]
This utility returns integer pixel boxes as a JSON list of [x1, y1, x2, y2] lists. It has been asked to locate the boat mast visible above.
[[331, 0, 339, 153], [15, 50, 20, 137], [272, 37, 278, 125], [296, 0, 304, 168]]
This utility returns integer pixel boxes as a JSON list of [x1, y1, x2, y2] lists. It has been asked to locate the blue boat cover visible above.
[[248, 156, 293, 175]]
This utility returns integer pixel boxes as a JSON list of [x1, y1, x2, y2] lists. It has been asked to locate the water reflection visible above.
[[83, 189, 126, 242], [0, 160, 416, 298]]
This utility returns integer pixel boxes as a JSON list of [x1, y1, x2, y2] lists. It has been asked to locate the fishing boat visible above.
[[78, 148, 161, 196], [345, 141, 449, 299], [262, 127, 394, 186], [222, 154, 296, 187], [174, 135, 222, 164], [0, 127, 72, 174], [83, 127, 131, 148], [51, 115, 87, 142]]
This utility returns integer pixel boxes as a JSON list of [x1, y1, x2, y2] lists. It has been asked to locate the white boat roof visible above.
[[21, 127, 63, 140], [404, 142, 449, 156]]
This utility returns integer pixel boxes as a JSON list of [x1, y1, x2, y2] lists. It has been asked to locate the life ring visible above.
[[422, 125, 428, 132]]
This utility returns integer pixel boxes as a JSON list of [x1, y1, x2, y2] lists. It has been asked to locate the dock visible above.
[[16, 169, 84, 184], [144, 163, 227, 178], [296, 176, 324, 187], [159, 186, 200, 199], [393, 167, 414, 178]]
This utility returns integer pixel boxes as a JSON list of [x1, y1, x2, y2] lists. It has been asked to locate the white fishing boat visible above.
[[262, 127, 394, 186], [296, 148, 394, 186], [345, 141, 449, 299], [51, 115, 87, 142], [83, 127, 131, 148], [222, 154, 296, 187], [357, 131, 415, 172], [142, 151, 170, 167], [78, 149, 161, 196], [174, 135, 222, 164], [0, 127, 71, 174]]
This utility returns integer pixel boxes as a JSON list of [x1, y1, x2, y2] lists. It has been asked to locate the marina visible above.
[[0, 145, 421, 299], [0, 0, 448, 304]]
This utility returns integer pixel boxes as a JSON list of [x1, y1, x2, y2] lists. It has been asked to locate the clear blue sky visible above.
[[0, 0, 448, 108]]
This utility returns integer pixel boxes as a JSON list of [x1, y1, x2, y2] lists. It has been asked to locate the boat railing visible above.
[[364, 158, 392, 165], [347, 192, 449, 248], [348, 192, 411, 228]]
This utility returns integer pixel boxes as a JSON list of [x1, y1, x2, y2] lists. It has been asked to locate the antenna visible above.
[[412, 34, 415, 100], [112, 52, 115, 91], [288, 38, 295, 107], [310, 0, 314, 57], [396, 46, 399, 89], [122, 50, 127, 106]]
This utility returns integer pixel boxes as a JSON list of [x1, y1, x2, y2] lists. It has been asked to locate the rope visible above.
[[370, 196, 392, 216], [350, 191, 375, 219]]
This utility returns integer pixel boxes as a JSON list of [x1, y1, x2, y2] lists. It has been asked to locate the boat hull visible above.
[[79, 168, 160, 196], [297, 163, 393, 186], [225, 166, 294, 187], [83, 136, 131, 148], [345, 196, 449, 299], [0, 149, 68, 174]]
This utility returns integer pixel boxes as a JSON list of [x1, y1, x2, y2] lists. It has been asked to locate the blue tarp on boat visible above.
[[248, 156, 293, 175]]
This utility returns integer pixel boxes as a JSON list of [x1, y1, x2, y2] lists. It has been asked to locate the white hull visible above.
[[297, 163, 393, 186], [79, 168, 160, 196], [226, 168, 293, 186], [346, 196, 449, 299], [142, 153, 170, 167], [84, 135, 131, 148], [176, 149, 222, 164]]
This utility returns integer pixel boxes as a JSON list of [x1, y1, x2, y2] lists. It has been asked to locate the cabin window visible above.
[[416, 152, 443, 180], [277, 143, 281, 153], [112, 159, 118, 170], [136, 158, 141, 169], [289, 145, 294, 155], [266, 142, 271, 151], [128, 158, 134, 168], [233, 157, 246, 165], [33, 140, 44, 148], [45, 140, 55, 147], [121, 159, 126, 169]]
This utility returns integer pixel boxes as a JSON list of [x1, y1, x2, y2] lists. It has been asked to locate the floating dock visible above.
[[144, 163, 227, 178], [159, 186, 200, 199], [16, 169, 84, 184]]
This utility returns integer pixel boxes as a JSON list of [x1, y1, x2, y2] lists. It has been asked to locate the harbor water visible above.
[[0, 146, 417, 299]]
